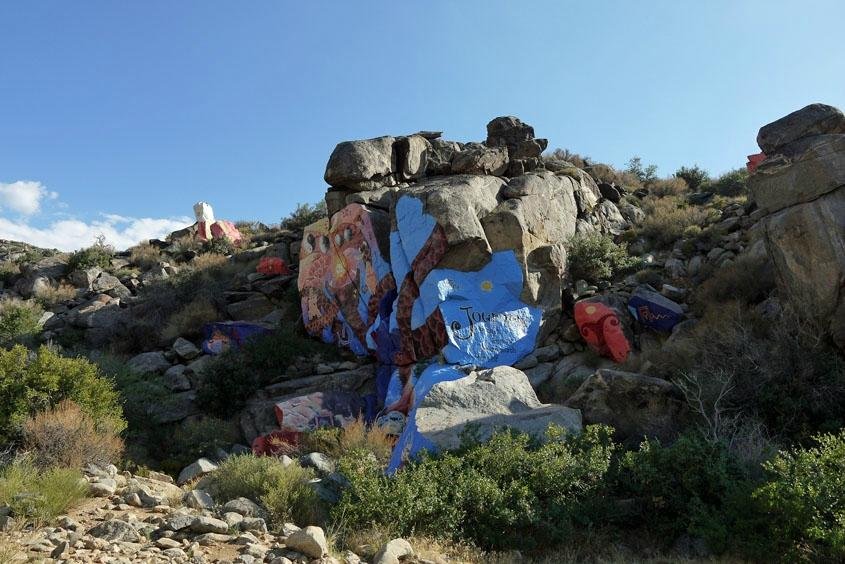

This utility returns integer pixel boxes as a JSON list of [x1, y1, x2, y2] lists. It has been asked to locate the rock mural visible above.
[[295, 116, 629, 464]]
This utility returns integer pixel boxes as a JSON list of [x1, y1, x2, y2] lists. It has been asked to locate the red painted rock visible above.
[[574, 296, 632, 363]]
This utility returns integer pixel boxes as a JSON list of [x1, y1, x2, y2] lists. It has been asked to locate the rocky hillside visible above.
[[0, 104, 844, 563]]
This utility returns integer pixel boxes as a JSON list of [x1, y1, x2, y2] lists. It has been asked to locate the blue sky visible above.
[[1, 1, 843, 250]]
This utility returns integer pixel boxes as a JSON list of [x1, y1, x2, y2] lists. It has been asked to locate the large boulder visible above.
[[749, 134, 845, 214], [324, 136, 397, 191], [757, 103, 845, 155], [565, 369, 686, 444], [762, 187, 845, 349], [388, 365, 582, 471], [450, 143, 509, 176]]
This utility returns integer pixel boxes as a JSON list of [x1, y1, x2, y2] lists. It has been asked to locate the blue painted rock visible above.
[[387, 364, 582, 473], [627, 286, 684, 332]]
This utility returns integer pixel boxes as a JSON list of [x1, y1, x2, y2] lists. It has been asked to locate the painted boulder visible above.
[[387, 365, 582, 473], [201, 321, 274, 355], [574, 296, 632, 363], [627, 287, 685, 332]]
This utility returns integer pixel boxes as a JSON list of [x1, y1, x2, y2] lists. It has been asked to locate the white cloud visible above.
[[0, 178, 193, 251], [0, 181, 56, 215], [0, 215, 194, 252]]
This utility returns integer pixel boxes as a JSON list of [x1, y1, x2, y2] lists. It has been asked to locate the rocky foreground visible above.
[[3, 462, 420, 564]]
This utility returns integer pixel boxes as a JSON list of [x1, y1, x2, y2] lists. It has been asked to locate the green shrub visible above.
[[614, 433, 759, 553], [281, 201, 327, 232], [753, 430, 845, 561], [67, 238, 114, 271], [0, 261, 20, 285], [0, 346, 125, 442], [0, 456, 88, 524], [0, 298, 44, 347], [333, 425, 616, 551], [675, 165, 711, 191], [97, 355, 176, 468], [169, 417, 238, 468], [197, 327, 337, 418], [207, 454, 322, 526], [202, 236, 236, 256], [636, 196, 710, 249], [705, 168, 748, 197], [566, 233, 640, 284]]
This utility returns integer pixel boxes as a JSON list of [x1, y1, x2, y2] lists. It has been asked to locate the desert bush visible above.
[[33, 282, 77, 308], [0, 261, 20, 285], [547, 148, 590, 169], [207, 454, 322, 526], [753, 429, 845, 561], [168, 417, 238, 469], [0, 298, 44, 347], [636, 196, 710, 249], [613, 433, 760, 554], [97, 356, 172, 468], [281, 201, 327, 232], [675, 165, 711, 191], [333, 425, 615, 551], [0, 346, 125, 443], [0, 456, 87, 524], [128, 242, 162, 270], [705, 168, 748, 197], [202, 236, 236, 256], [647, 176, 688, 197], [649, 303, 845, 444], [161, 297, 219, 341], [633, 268, 664, 288], [114, 254, 241, 353], [695, 254, 775, 307], [22, 400, 123, 469], [566, 233, 640, 284], [197, 327, 337, 418], [67, 237, 114, 271]]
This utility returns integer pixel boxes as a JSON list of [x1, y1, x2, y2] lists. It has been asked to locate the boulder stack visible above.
[[749, 103, 845, 349]]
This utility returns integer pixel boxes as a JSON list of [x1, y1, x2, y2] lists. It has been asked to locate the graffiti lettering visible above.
[[452, 306, 529, 340], [636, 306, 672, 323]]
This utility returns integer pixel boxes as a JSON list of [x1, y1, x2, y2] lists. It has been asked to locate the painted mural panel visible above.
[[298, 198, 543, 413]]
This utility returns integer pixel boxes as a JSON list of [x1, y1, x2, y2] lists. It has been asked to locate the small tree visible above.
[[675, 165, 711, 191], [626, 156, 658, 184], [281, 201, 328, 232]]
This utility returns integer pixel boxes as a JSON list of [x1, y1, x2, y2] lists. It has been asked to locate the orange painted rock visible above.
[[574, 297, 632, 363]]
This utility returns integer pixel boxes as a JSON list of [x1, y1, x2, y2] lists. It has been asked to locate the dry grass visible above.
[[33, 282, 77, 307], [128, 241, 162, 270], [647, 176, 688, 197], [22, 400, 123, 469], [161, 297, 219, 341], [298, 419, 396, 465], [636, 196, 710, 249], [191, 252, 230, 271]]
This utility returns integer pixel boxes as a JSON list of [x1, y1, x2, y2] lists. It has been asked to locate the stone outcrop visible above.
[[750, 104, 845, 349], [565, 369, 686, 444], [388, 365, 582, 471], [756, 103, 845, 155]]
